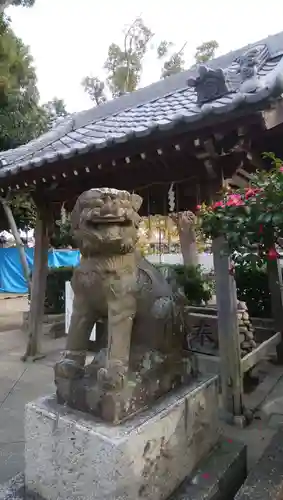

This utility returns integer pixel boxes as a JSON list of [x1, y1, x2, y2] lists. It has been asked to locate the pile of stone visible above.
[[237, 301, 257, 356]]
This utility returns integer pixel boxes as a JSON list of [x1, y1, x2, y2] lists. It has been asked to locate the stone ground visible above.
[[0, 296, 283, 485]]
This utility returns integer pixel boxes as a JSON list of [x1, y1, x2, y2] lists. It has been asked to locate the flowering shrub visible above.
[[197, 153, 283, 264]]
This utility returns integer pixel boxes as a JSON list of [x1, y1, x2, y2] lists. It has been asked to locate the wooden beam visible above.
[[241, 331, 281, 373], [228, 175, 248, 188], [212, 237, 244, 421], [1, 114, 264, 193], [262, 100, 283, 130], [22, 206, 49, 361]]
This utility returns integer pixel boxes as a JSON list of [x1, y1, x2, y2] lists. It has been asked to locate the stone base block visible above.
[[0, 437, 246, 500], [25, 375, 219, 500]]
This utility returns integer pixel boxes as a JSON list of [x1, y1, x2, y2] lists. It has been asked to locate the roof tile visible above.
[[2, 32, 283, 177]]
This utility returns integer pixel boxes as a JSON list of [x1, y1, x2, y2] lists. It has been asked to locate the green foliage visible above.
[[3, 0, 35, 8], [0, 15, 45, 150], [0, 15, 67, 150], [43, 262, 213, 315], [156, 263, 213, 305], [105, 18, 153, 97], [81, 76, 107, 106], [50, 214, 74, 249], [195, 40, 219, 63], [0, 15, 68, 231], [8, 193, 36, 231], [235, 262, 271, 318], [44, 266, 74, 314], [157, 40, 186, 78], [0, 193, 36, 232], [198, 153, 283, 265], [42, 261, 274, 318], [41, 97, 68, 129]]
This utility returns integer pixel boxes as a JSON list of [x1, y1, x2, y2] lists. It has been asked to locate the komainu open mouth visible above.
[[86, 217, 131, 227]]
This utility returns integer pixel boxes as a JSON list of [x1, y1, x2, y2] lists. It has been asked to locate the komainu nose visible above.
[[100, 196, 113, 216]]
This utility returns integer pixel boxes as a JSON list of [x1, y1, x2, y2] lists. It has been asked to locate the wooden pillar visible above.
[[212, 237, 244, 420], [267, 259, 283, 363], [22, 207, 49, 361]]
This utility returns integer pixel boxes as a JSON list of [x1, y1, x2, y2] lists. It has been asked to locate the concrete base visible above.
[[25, 375, 219, 500], [0, 437, 247, 500]]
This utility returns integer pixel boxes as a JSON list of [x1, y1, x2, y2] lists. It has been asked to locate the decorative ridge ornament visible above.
[[188, 44, 271, 104], [187, 65, 232, 105], [228, 44, 271, 93], [235, 44, 270, 81], [234, 44, 269, 93]]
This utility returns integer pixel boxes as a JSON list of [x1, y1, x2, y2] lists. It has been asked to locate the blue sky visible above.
[[8, 0, 283, 113]]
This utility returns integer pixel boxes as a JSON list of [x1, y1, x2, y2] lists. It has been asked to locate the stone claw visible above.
[[54, 359, 84, 379], [97, 361, 126, 390]]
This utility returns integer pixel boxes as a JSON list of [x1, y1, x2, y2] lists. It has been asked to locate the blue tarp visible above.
[[0, 248, 80, 294]]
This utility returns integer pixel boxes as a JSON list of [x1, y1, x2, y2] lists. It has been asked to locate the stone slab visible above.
[[172, 437, 247, 500], [25, 375, 219, 500], [235, 427, 283, 500], [0, 438, 247, 500]]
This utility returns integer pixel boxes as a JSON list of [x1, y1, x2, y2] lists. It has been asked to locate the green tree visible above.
[[0, 15, 68, 231], [195, 40, 219, 64], [105, 17, 153, 97], [81, 76, 107, 106], [0, 0, 35, 13], [42, 97, 68, 129], [0, 15, 48, 150], [157, 40, 187, 78]]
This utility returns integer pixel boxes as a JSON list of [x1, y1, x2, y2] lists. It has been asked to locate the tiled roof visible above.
[[1, 31, 283, 179]]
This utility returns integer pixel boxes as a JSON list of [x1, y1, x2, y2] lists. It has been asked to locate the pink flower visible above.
[[226, 194, 244, 207], [279, 166, 283, 172], [244, 188, 256, 199], [245, 187, 262, 198], [212, 201, 224, 209], [267, 248, 279, 260], [196, 204, 202, 211]]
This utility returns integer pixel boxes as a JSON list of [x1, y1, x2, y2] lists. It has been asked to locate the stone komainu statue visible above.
[[55, 188, 194, 423]]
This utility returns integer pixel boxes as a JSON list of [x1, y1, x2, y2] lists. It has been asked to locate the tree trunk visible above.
[[170, 211, 199, 266], [22, 209, 49, 362], [0, 197, 31, 293]]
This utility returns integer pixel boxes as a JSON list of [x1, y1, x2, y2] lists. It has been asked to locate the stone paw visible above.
[[54, 359, 84, 379], [97, 361, 126, 390]]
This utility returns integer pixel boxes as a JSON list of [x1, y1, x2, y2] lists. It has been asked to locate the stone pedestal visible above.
[[25, 375, 219, 500]]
